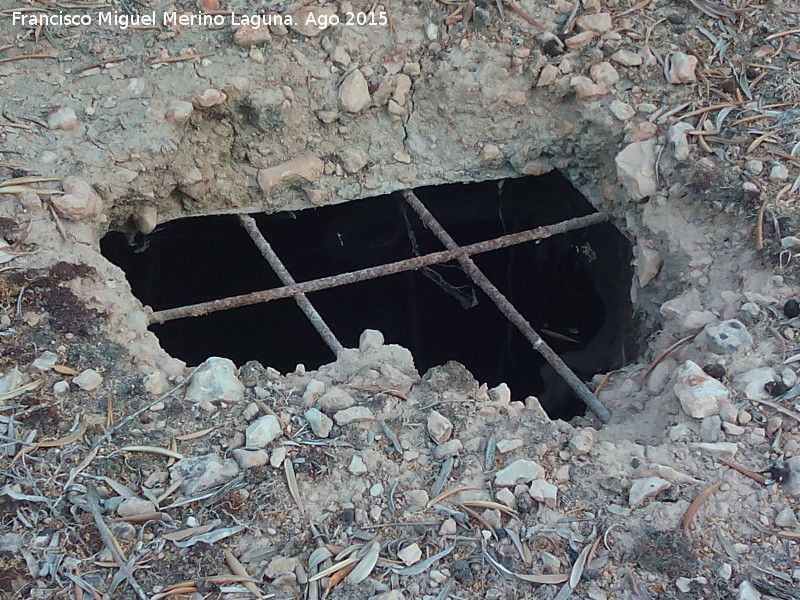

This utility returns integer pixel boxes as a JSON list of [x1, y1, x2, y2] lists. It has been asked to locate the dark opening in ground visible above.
[[101, 173, 638, 419]]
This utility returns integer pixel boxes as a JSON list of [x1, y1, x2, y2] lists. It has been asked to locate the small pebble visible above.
[[745, 160, 763, 175], [47, 106, 77, 130], [770, 164, 789, 181], [74, 369, 103, 391], [439, 518, 457, 536], [348, 455, 367, 475]]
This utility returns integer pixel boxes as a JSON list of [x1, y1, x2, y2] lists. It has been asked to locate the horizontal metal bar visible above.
[[401, 190, 613, 424], [148, 211, 609, 325]]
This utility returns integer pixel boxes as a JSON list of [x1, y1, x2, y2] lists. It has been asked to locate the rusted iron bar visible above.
[[149, 211, 609, 326], [401, 190, 613, 424], [238, 215, 343, 355]]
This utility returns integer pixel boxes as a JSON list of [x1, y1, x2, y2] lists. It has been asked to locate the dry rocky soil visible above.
[[2, 0, 800, 598]]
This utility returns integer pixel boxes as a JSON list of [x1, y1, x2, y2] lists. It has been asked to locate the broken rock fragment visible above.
[[338, 68, 371, 113], [703, 319, 753, 354], [529, 479, 558, 507], [495, 459, 544, 486], [47, 105, 77, 130], [74, 369, 103, 391], [575, 13, 612, 33], [611, 49, 643, 66], [589, 62, 619, 87], [170, 453, 240, 496], [318, 387, 355, 411], [669, 122, 694, 160], [192, 88, 227, 108], [52, 176, 104, 222], [674, 360, 730, 418], [185, 357, 245, 406], [166, 100, 193, 125], [257, 154, 324, 195], [570, 76, 607, 99], [636, 238, 662, 287], [246, 415, 282, 447], [427, 410, 453, 444], [232, 448, 269, 470], [629, 477, 671, 507], [334, 406, 375, 426], [733, 367, 777, 401], [305, 407, 333, 438], [116, 496, 156, 518], [615, 140, 657, 200], [667, 52, 698, 84]]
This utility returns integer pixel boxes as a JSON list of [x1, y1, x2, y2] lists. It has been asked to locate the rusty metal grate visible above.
[[147, 190, 613, 423]]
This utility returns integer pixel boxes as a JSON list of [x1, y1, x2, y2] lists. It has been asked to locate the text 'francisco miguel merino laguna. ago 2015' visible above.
[[11, 11, 298, 30]]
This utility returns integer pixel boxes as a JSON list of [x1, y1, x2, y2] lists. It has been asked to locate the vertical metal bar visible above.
[[238, 215, 344, 355], [401, 190, 612, 424]]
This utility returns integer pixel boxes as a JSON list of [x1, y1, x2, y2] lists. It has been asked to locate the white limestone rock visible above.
[[52, 176, 103, 222], [270, 446, 286, 468], [31, 351, 58, 372], [302, 379, 326, 406], [660, 289, 716, 332], [348, 455, 367, 475], [609, 100, 635, 121], [636, 238, 662, 287], [775, 506, 799, 528], [667, 52, 698, 83], [433, 439, 463, 459], [703, 319, 753, 354], [334, 406, 375, 425], [47, 105, 77, 130], [427, 410, 453, 444], [733, 367, 777, 401], [738, 581, 762, 600], [246, 415, 282, 447], [495, 459, 544, 486], [628, 477, 670, 507], [318, 387, 356, 411], [305, 407, 333, 438], [611, 49, 642, 66], [359, 329, 384, 352], [615, 140, 657, 200], [170, 453, 240, 496], [257, 154, 324, 194], [569, 429, 595, 455], [575, 13, 612, 33], [338, 69, 371, 113], [674, 360, 729, 418], [528, 479, 558, 507], [185, 357, 245, 406], [290, 6, 337, 36], [589, 62, 619, 87], [233, 448, 270, 470], [74, 369, 103, 391], [669, 122, 694, 161]]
